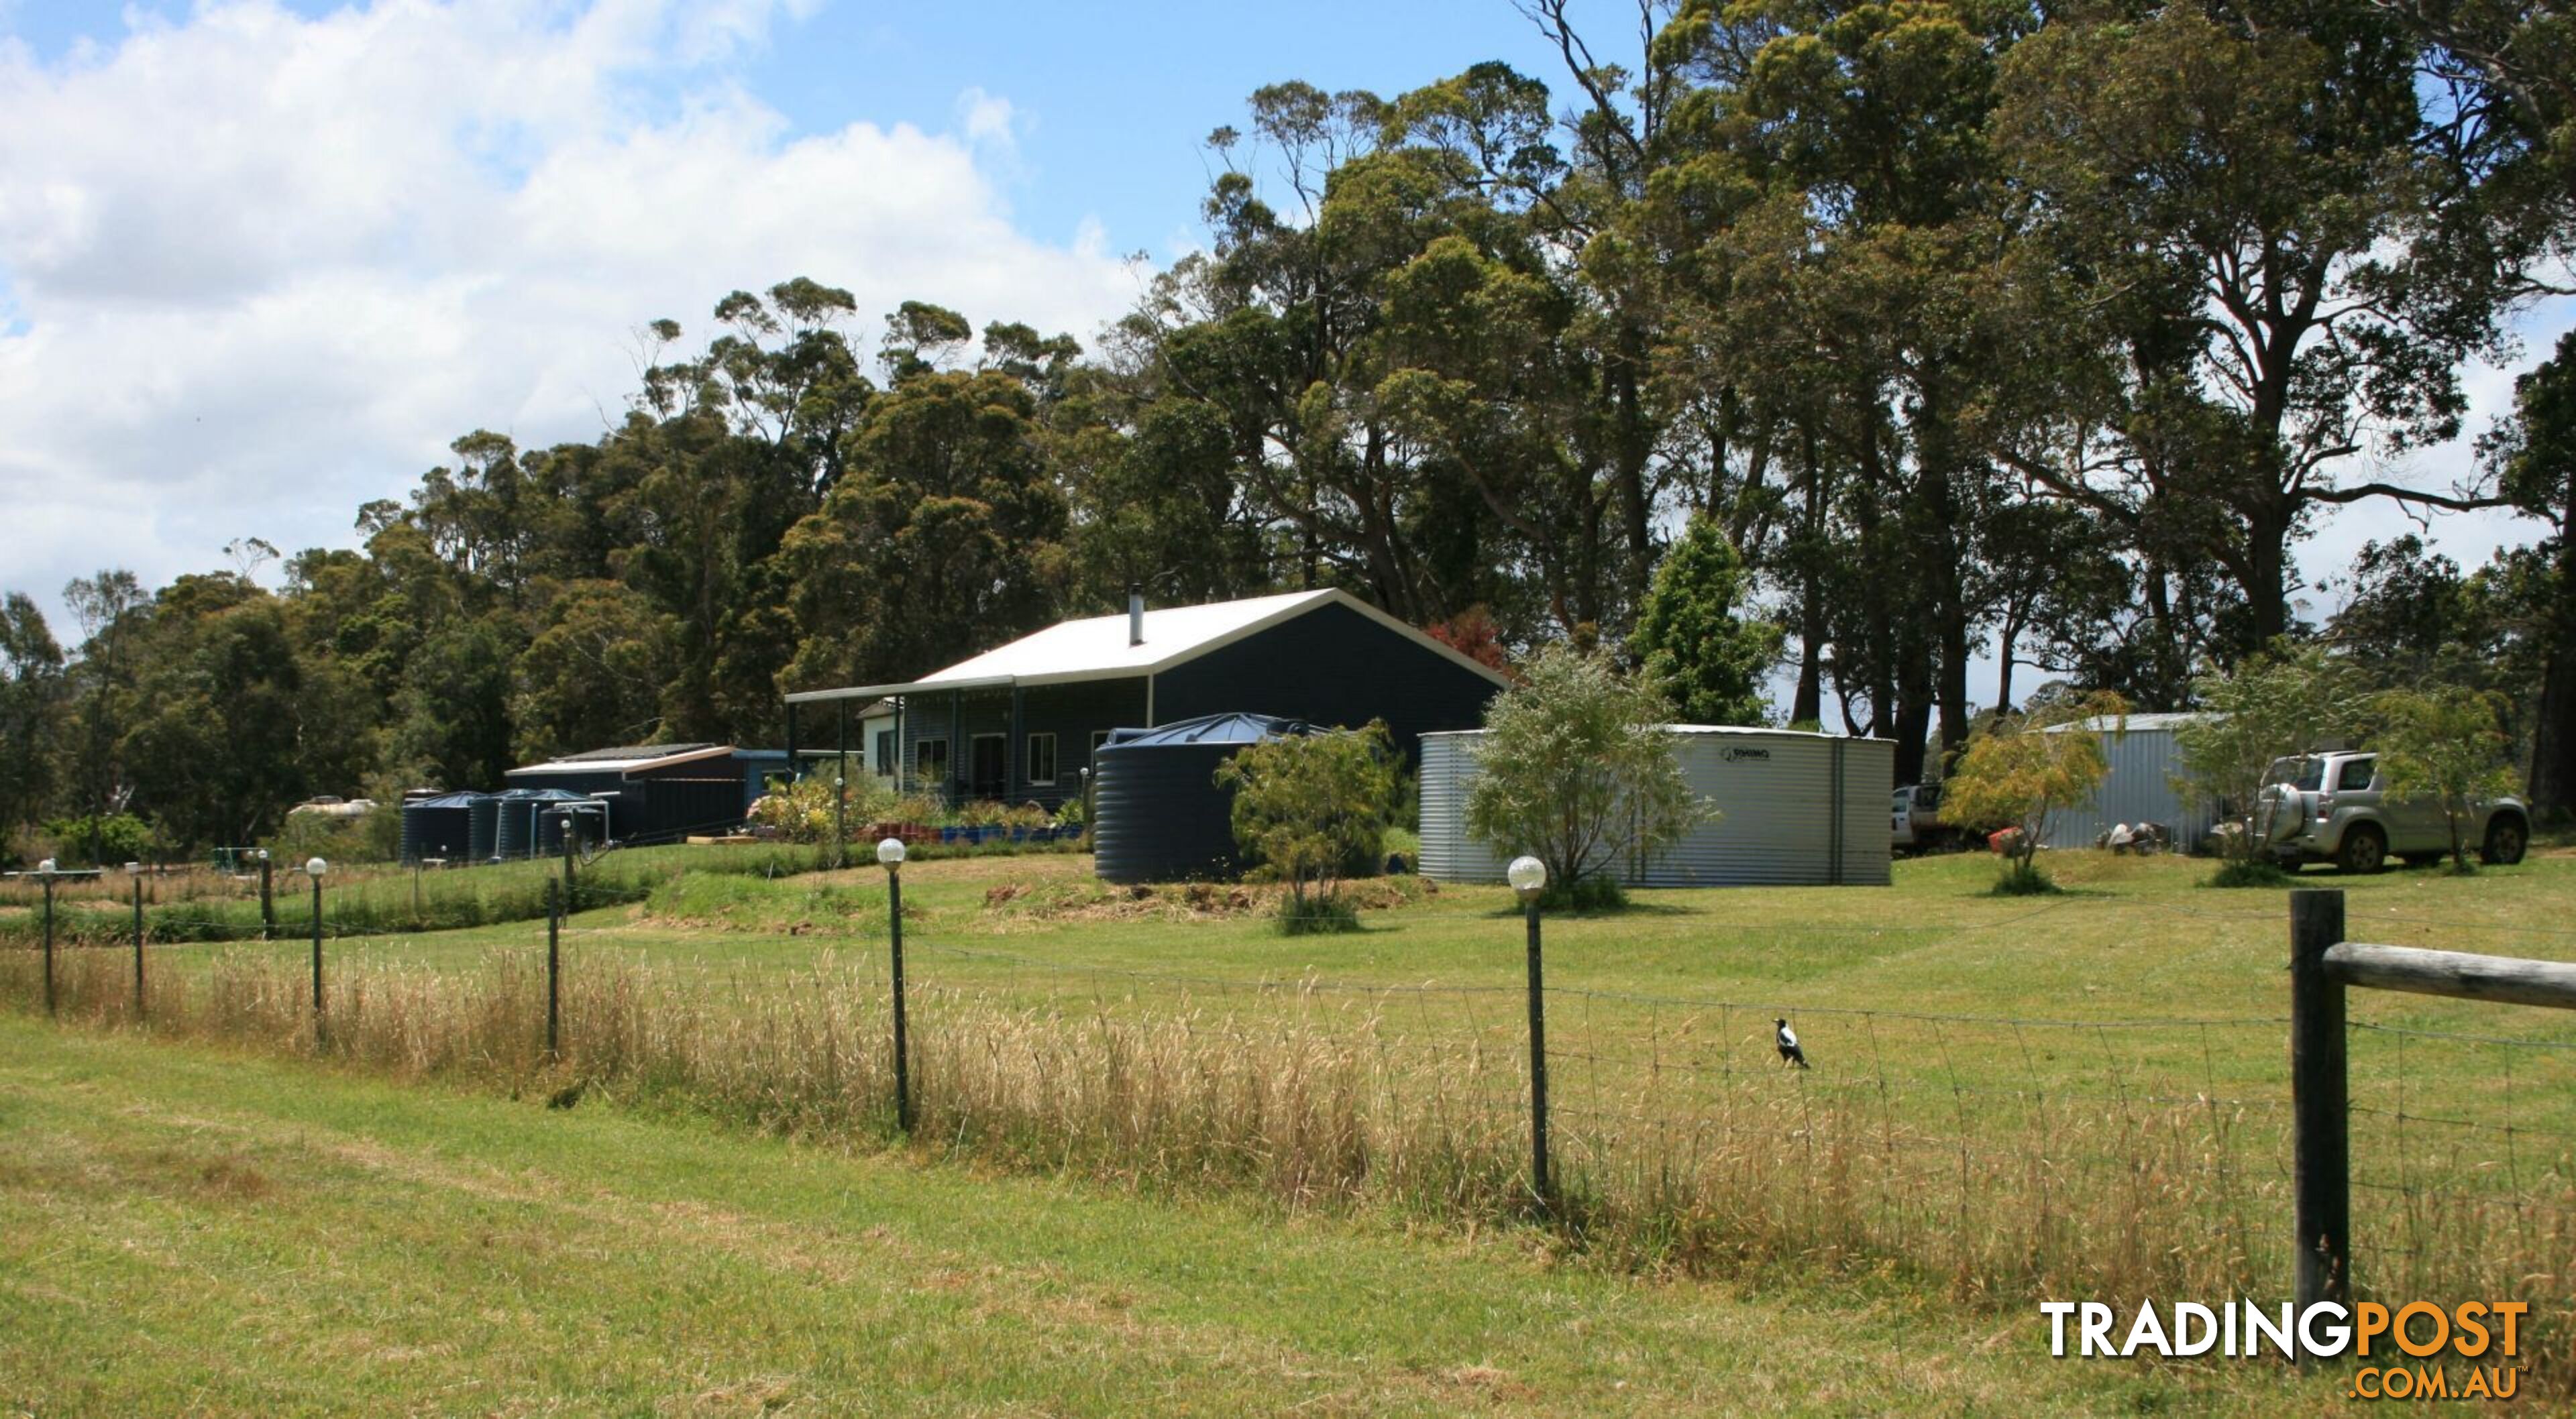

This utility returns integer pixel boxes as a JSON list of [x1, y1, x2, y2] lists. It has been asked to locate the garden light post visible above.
[[38, 858, 58, 1017], [258, 848, 274, 940], [879, 836, 913, 1132], [305, 856, 327, 1038], [1509, 854, 1552, 1206]]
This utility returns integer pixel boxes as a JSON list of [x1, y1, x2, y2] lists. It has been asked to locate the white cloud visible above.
[[955, 85, 1018, 149], [0, 0, 1138, 626], [2299, 294, 2576, 620]]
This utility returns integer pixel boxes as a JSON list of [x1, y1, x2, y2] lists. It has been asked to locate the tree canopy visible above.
[[4, 0, 2570, 862]]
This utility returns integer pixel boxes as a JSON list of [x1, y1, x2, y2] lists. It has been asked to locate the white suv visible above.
[[2255, 751, 2530, 873]]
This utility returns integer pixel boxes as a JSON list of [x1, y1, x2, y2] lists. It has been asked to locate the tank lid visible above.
[[1100, 712, 1324, 748], [410, 792, 485, 808]]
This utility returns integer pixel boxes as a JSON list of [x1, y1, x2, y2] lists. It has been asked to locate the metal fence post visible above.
[[41, 871, 56, 1018], [546, 876, 561, 1062], [1525, 896, 1550, 1206], [889, 863, 912, 1132], [310, 871, 326, 1046], [259, 852, 274, 940], [132, 873, 146, 1020], [2290, 888, 2350, 1320]]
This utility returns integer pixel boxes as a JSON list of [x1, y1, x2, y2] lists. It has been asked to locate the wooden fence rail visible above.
[[2289, 888, 2576, 1315]]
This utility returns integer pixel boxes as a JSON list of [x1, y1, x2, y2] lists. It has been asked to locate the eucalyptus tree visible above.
[[1993, 0, 2533, 650]]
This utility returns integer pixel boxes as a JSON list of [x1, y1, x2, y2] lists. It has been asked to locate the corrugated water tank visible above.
[[467, 794, 502, 863], [1417, 726, 1894, 888], [1091, 712, 1322, 884], [400, 793, 478, 864]]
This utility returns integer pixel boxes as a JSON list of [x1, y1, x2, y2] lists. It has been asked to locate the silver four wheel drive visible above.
[[2253, 751, 2530, 873]]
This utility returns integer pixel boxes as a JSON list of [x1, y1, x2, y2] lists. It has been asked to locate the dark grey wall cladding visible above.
[[1012, 676, 1150, 803], [899, 677, 1149, 807], [1155, 602, 1499, 761]]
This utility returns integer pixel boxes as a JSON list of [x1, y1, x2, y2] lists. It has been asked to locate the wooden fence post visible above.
[[2290, 888, 2350, 1318]]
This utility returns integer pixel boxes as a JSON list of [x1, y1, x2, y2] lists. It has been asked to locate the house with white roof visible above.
[[782, 588, 1511, 807]]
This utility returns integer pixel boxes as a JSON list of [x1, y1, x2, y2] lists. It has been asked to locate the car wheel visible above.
[[2336, 825, 2387, 875], [2483, 818, 2528, 867]]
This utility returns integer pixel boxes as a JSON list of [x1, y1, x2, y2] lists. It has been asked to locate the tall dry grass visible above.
[[3, 942, 2565, 1397]]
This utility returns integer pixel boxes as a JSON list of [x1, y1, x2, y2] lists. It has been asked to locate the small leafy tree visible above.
[[1217, 722, 1397, 933], [2174, 644, 2362, 860], [2369, 688, 2518, 873], [1941, 691, 2129, 889], [1630, 516, 1784, 726], [1463, 645, 1706, 908]]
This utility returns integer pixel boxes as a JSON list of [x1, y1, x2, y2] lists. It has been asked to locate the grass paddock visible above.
[[5, 845, 2571, 1410]]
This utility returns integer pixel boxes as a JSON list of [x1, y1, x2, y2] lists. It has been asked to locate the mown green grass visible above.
[[0, 1017, 2370, 1416], [10, 846, 2571, 1408]]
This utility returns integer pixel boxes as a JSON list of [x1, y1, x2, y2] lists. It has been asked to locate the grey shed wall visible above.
[[1419, 728, 1894, 887], [2036, 722, 2218, 851]]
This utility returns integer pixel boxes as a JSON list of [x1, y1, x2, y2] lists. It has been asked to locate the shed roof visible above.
[[2043, 712, 2213, 734], [784, 589, 1511, 703], [506, 744, 741, 777]]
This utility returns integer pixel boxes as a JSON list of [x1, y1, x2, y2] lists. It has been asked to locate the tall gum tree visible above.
[[1992, 0, 2527, 650]]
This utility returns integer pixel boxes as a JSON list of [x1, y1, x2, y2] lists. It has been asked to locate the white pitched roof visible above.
[[786, 589, 1509, 702], [506, 744, 741, 776]]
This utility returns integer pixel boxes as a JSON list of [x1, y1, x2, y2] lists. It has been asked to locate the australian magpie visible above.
[[1774, 1017, 1809, 1069]]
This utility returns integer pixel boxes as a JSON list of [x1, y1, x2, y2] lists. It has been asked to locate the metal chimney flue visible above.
[[1128, 585, 1144, 646]]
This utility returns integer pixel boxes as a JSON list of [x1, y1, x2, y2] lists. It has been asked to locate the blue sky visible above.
[[7, 0, 1584, 264]]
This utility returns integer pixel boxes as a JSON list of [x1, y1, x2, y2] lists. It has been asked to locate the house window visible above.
[[1089, 730, 1112, 769], [1027, 732, 1058, 786], [874, 729, 894, 775], [916, 737, 949, 787]]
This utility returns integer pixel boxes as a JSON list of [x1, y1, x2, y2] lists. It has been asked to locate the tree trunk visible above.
[[1790, 427, 1827, 727], [2528, 533, 2576, 819], [2239, 494, 2296, 652]]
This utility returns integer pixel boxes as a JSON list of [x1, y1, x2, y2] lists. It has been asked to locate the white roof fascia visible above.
[[784, 676, 1014, 705]]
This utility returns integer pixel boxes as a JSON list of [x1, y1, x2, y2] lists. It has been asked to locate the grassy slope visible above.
[[1, 1017, 2345, 1418]]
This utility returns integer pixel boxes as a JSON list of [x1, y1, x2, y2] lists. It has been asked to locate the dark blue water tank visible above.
[[467, 794, 501, 862], [400, 793, 478, 863], [1092, 713, 1320, 884]]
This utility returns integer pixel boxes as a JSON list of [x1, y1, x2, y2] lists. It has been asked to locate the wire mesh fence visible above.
[[3, 883, 2570, 1394]]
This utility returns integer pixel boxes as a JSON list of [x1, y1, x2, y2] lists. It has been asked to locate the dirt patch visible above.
[[981, 874, 1431, 925]]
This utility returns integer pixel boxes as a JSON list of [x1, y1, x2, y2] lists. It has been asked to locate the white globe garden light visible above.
[[36, 858, 56, 875], [1507, 855, 1548, 899], [305, 856, 328, 880], [877, 832, 915, 1131]]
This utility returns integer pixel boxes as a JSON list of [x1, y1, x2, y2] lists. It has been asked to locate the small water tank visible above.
[[1092, 713, 1322, 884], [500, 789, 586, 859], [467, 793, 502, 862]]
